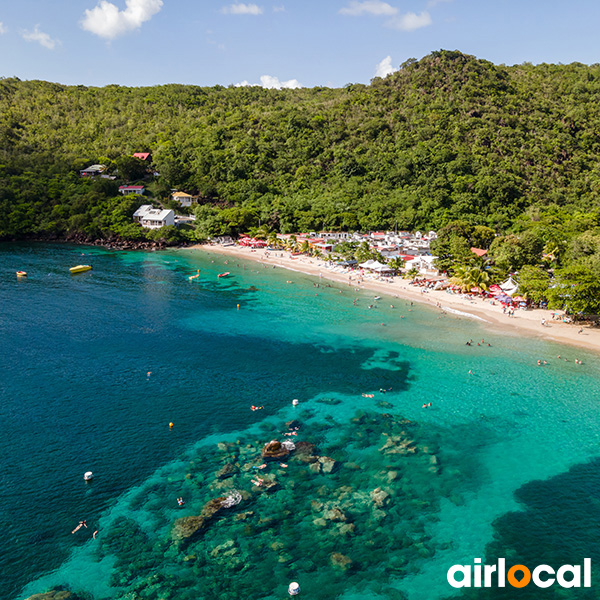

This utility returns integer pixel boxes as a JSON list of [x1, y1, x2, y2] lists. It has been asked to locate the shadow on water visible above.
[[447, 457, 600, 600]]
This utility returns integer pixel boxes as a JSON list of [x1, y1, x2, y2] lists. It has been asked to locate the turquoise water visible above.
[[2, 243, 600, 600]]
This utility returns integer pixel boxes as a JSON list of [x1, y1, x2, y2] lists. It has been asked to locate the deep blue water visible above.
[[2, 243, 600, 600]]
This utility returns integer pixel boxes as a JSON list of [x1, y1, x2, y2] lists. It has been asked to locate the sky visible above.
[[2, 0, 600, 89]]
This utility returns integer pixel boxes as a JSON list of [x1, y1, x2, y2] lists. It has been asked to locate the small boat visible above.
[[84, 471, 93, 481], [16, 271, 27, 277], [374, 296, 381, 300], [218, 272, 230, 278], [70, 265, 92, 274]]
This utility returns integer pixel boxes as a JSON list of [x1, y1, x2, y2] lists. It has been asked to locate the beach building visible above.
[[133, 205, 175, 229], [132, 152, 152, 162], [119, 185, 145, 195], [404, 255, 439, 275]]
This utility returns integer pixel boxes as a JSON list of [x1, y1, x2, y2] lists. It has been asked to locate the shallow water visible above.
[[2, 243, 600, 600]]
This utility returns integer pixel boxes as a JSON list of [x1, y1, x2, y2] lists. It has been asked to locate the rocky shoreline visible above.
[[2, 232, 191, 251]]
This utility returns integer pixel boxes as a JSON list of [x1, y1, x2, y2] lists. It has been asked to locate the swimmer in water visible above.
[[72, 520, 87, 534]]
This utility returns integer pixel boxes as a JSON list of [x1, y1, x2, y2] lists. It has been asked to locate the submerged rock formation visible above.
[[261, 440, 290, 460]]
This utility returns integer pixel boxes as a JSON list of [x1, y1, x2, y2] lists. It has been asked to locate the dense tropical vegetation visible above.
[[2, 50, 600, 310]]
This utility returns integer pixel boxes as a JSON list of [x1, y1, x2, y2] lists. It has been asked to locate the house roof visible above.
[[471, 247, 488, 257], [81, 164, 106, 172], [133, 204, 153, 217], [133, 152, 151, 160], [141, 208, 174, 221], [119, 185, 145, 191], [172, 191, 193, 198]]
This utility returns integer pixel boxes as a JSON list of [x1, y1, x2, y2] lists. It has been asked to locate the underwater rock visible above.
[[235, 510, 254, 521], [172, 515, 208, 542], [313, 517, 327, 528], [210, 539, 237, 558], [370, 487, 390, 508], [387, 470, 399, 482], [172, 493, 240, 543], [379, 435, 417, 455], [286, 419, 302, 429], [337, 522, 356, 536], [216, 463, 239, 479], [308, 461, 321, 474], [316, 397, 342, 405], [330, 552, 353, 570], [25, 592, 74, 600], [323, 506, 347, 522], [377, 401, 394, 409], [262, 440, 290, 460], [294, 442, 318, 464], [318, 456, 338, 473]]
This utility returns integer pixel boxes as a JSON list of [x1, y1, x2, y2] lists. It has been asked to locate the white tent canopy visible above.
[[500, 276, 518, 296]]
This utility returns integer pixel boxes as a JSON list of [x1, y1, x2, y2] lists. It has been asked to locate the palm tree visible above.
[[267, 232, 279, 248], [286, 234, 297, 252], [299, 240, 311, 255]]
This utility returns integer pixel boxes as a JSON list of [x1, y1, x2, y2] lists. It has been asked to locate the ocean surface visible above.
[[2, 243, 600, 600]]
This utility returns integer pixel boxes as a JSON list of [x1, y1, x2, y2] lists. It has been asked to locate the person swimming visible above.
[[71, 520, 87, 534]]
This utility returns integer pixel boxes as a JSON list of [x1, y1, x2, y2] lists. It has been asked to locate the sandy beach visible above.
[[190, 243, 600, 355]]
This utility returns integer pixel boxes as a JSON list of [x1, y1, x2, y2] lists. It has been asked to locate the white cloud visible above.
[[260, 75, 300, 89], [21, 25, 59, 49], [273, 5, 285, 12], [221, 3, 264, 15], [236, 75, 301, 89], [81, 0, 163, 40], [0, 22, 7, 34], [386, 11, 431, 31], [339, 1, 397, 17], [374, 55, 398, 78]]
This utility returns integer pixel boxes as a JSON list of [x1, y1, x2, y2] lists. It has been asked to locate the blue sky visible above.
[[2, 1, 600, 88]]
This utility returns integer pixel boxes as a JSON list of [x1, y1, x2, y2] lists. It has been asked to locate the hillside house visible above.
[[171, 191, 198, 207], [119, 185, 145, 195], [79, 164, 106, 177], [133, 205, 174, 229]]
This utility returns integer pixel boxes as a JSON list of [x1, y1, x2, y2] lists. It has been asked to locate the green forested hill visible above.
[[2, 50, 600, 249]]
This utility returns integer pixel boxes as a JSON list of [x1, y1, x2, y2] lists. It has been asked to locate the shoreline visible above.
[[189, 243, 600, 356]]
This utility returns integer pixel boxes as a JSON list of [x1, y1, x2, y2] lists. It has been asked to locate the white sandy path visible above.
[[188, 243, 600, 356]]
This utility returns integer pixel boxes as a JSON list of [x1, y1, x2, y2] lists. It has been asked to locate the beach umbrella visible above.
[[512, 296, 526, 302]]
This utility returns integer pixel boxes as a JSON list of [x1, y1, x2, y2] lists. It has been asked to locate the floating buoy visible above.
[[292, 399, 299, 406], [288, 582, 300, 595], [84, 471, 93, 481], [169, 422, 173, 428], [237, 304, 240, 310]]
